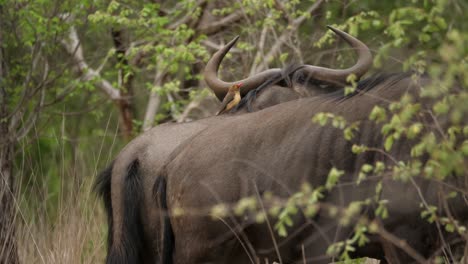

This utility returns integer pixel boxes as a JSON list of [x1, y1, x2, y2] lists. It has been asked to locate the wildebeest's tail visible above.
[[154, 173, 174, 264], [95, 159, 145, 264], [94, 161, 114, 252]]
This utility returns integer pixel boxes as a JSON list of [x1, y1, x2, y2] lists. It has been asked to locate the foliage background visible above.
[[0, 0, 466, 263]]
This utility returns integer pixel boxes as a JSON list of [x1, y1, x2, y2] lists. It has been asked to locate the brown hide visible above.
[[100, 28, 373, 264], [161, 75, 467, 263], [103, 55, 354, 263], [108, 119, 213, 263], [104, 83, 337, 263]]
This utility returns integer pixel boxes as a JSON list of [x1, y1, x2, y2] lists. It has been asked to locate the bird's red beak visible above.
[[237, 83, 243, 88]]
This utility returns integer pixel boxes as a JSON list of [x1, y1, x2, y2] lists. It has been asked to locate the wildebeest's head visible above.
[[204, 26, 373, 113]]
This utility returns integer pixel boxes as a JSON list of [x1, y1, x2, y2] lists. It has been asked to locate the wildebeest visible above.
[[156, 73, 466, 264], [98, 26, 468, 262], [95, 27, 374, 264]]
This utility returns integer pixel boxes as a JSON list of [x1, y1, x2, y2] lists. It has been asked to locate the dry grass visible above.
[[16, 179, 107, 264], [10, 113, 120, 264]]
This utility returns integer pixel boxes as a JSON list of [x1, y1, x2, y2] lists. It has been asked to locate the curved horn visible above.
[[204, 36, 282, 101], [301, 26, 373, 86]]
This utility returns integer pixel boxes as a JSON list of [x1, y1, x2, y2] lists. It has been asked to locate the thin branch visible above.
[[14, 83, 46, 141], [50, 98, 109, 116], [291, 30, 304, 64], [176, 97, 202, 123], [142, 91, 161, 131], [43, 76, 83, 107], [249, 21, 269, 75], [9, 56, 47, 136], [464, 242, 468, 264], [410, 177, 454, 261], [96, 48, 115, 73], [198, 10, 245, 35], [168, 12, 195, 30], [254, 184, 282, 264], [131, 0, 208, 67], [274, 0, 293, 24], [373, 220, 428, 264], [142, 68, 166, 131], [199, 180, 258, 264], [213, 216, 257, 264], [202, 39, 241, 53], [61, 25, 122, 100], [293, 0, 325, 26], [168, 0, 208, 30], [166, 92, 179, 120], [6, 41, 43, 123], [257, 0, 324, 72]]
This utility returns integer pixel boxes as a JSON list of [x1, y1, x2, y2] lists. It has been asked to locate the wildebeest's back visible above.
[[163, 74, 468, 263]]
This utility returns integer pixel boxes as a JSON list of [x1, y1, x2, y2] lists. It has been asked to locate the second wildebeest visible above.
[[95, 27, 374, 264], [155, 73, 467, 263]]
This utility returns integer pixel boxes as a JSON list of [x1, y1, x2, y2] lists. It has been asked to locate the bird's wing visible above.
[[216, 93, 233, 115]]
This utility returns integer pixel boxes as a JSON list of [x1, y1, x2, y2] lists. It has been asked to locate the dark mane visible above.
[[230, 69, 416, 113], [322, 72, 416, 102], [348, 71, 414, 98]]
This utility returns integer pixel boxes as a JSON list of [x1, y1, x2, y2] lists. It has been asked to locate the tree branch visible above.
[[176, 96, 205, 123], [142, 68, 166, 131], [373, 220, 428, 264], [14, 85, 46, 141], [197, 10, 245, 35], [202, 39, 241, 53], [111, 28, 135, 138], [61, 25, 122, 100], [256, 0, 325, 72], [168, 0, 208, 30], [274, 0, 293, 24], [249, 20, 269, 75]]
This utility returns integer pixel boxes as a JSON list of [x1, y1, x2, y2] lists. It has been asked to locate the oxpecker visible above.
[[216, 83, 243, 115]]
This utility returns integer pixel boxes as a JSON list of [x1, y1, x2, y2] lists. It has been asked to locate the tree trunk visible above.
[[112, 29, 134, 139], [0, 77, 19, 264], [0, 8, 19, 262], [0, 137, 18, 264]]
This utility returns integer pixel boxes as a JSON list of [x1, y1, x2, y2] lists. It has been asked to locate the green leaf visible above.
[[433, 100, 449, 114], [374, 162, 385, 173], [419, 33, 431, 43], [434, 17, 447, 29], [369, 106, 387, 123], [357, 172, 366, 185], [407, 123, 423, 139], [384, 136, 394, 151], [276, 223, 287, 237], [362, 164, 373, 173], [445, 223, 455, 233], [326, 168, 345, 190], [352, 145, 367, 154]]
